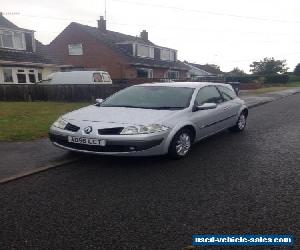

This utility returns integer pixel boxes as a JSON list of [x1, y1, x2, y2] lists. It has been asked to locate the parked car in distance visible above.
[[49, 82, 248, 158], [40, 71, 112, 84]]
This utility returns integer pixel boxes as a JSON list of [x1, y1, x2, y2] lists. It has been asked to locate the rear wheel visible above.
[[168, 129, 193, 159], [229, 111, 247, 132]]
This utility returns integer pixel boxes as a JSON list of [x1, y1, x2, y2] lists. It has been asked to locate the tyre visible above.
[[229, 111, 247, 132], [168, 128, 193, 159]]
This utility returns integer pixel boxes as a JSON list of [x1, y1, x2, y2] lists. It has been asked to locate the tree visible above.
[[228, 67, 246, 76], [250, 57, 288, 75], [294, 63, 300, 76]]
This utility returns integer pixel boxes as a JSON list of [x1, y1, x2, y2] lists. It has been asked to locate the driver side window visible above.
[[195, 86, 223, 106]]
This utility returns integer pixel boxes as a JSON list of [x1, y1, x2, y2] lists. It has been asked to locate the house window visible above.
[[17, 73, 26, 83], [160, 49, 176, 61], [136, 44, 154, 58], [166, 70, 179, 79], [38, 73, 42, 81], [0, 30, 25, 50], [137, 68, 153, 78], [3, 68, 13, 82], [68, 43, 83, 55], [28, 74, 36, 83]]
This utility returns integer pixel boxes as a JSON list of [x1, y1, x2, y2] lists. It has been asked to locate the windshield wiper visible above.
[[100, 105, 184, 110], [145, 107, 184, 110], [100, 105, 140, 108]]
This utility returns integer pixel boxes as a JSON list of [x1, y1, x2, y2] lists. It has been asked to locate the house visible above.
[[0, 13, 69, 84], [49, 17, 189, 81], [185, 62, 224, 80]]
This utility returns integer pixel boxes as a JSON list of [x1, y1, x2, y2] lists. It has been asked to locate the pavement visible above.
[[0, 87, 300, 183], [240, 87, 300, 108], [1, 92, 299, 249], [0, 139, 80, 183]]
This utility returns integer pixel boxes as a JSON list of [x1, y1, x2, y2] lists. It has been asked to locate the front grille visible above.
[[98, 127, 124, 135], [65, 123, 80, 132]]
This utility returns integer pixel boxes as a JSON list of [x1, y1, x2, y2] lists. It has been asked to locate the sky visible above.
[[1, 0, 300, 72]]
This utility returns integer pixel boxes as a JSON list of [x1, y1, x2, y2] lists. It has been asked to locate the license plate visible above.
[[68, 136, 106, 146]]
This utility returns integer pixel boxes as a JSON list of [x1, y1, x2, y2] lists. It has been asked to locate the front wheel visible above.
[[168, 129, 193, 159], [229, 112, 247, 132]]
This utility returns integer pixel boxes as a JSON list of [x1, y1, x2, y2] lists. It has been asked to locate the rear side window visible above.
[[217, 86, 236, 101], [93, 73, 103, 82], [102, 73, 111, 82], [195, 86, 223, 105]]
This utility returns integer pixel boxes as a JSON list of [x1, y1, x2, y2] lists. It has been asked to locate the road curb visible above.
[[247, 99, 273, 109], [0, 157, 81, 184], [246, 90, 300, 109]]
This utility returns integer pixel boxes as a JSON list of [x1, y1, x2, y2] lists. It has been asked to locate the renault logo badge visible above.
[[84, 126, 93, 134]]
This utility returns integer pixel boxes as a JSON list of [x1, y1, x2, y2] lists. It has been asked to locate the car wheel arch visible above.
[[163, 123, 197, 153], [242, 108, 249, 117]]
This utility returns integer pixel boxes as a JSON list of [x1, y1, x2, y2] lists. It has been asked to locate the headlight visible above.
[[52, 117, 68, 129], [120, 124, 169, 135]]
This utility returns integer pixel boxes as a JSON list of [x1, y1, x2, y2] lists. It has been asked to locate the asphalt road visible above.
[[1, 94, 299, 250]]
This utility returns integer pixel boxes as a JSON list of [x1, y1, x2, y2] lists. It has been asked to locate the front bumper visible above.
[[49, 131, 168, 156]]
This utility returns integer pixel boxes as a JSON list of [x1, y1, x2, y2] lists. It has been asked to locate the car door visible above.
[[216, 85, 241, 128], [191, 85, 227, 139]]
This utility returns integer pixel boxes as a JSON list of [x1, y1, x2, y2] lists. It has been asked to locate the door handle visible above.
[[223, 106, 229, 110]]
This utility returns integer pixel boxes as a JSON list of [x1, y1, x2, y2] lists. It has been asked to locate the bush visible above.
[[294, 63, 300, 76], [288, 74, 300, 82], [225, 75, 258, 83], [225, 74, 289, 84], [264, 74, 289, 84]]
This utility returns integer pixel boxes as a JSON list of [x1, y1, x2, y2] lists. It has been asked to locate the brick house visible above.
[[0, 13, 68, 84], [49, 17, 189, 81]]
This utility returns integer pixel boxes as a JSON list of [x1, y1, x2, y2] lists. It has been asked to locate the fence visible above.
[[0, 84, 132, 102], [0, 80, 262, 102]]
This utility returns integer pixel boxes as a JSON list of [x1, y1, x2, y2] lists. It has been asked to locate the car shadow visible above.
[[71, 129, 250, 172]]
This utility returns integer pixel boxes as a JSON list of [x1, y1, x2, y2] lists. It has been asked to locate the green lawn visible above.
[[0, 102, 89, 141]]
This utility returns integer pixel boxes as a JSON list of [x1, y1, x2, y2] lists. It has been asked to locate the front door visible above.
[[191, 86, 228, 139]]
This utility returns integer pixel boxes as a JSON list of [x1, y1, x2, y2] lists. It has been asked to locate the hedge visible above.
[[225, 74, 289, 84]]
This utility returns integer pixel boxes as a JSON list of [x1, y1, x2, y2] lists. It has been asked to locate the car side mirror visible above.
[[95, 98, 104, 106], [193, 103, 217, 111]]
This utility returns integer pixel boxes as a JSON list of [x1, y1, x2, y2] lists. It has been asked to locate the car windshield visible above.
[[100, 86, 195, 109]]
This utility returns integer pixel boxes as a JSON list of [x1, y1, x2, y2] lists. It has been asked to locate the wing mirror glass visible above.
[[194, 103, 217, 111]]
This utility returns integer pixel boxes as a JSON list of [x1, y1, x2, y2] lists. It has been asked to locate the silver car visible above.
[[49, 82, 248, 158]]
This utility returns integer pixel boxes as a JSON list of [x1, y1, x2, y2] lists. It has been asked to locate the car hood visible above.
[[63, 105, 178, 125]]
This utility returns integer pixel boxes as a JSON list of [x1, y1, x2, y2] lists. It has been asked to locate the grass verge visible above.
[[0, 101, 89, 141], [243, 82, 300, 95]]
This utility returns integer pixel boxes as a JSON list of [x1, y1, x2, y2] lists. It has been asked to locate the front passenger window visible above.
[[195, 86, 223, 106]]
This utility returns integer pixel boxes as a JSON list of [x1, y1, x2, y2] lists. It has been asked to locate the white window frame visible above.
[[0, 29, 26, 50], [160, 49, 176, 61], [137, 68, 153, 78], [2, 68, 14, 83], [68, 43, 83, 56], [165, 70, 179, 79], [136, 44, 154, 58], [0, 67, 38, 84]]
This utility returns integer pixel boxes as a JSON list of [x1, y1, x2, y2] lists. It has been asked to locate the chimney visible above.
[[140, 30, 148, 41], [97, 16, 106, 31]]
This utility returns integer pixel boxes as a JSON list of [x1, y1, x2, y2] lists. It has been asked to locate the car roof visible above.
[[137, 82, 229, 88]]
